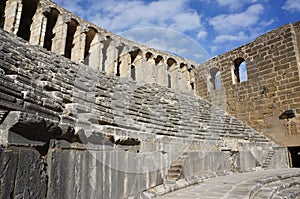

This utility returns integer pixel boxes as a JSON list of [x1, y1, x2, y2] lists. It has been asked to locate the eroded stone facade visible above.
[[196, 22, 300, 146], [1, 0, 195, 94]]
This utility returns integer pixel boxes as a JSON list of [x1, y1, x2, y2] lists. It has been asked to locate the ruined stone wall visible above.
[[196, 22, 300, 146], [0, 0, 196, 95], [0, 28, 286, 198]]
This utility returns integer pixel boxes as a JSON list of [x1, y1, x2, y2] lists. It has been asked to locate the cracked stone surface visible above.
[[157, 168, 300, 199]]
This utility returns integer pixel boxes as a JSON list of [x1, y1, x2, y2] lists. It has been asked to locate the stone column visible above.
[[138, 55, 147, 84], [156, 58, 167, 87], [3, 0, 22, 34], [180, 64, 189, 92], [104, 40, 119, 75], [51, 13, 69, 56], [87, 33, 104, 71], [189, 67, 195, 94], [145, 53, 155, 84], [71, 23, 88, 63], [133, 53, 143, 83], [168, 63, 179, 90], [175, 67, 181, 91], [119, 52, 131, 78], [29, 6, 48, 46]]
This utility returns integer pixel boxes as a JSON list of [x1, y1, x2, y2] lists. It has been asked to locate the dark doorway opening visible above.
[[83, 27, 97, 65], [17, 0, 38, 41], [64, 19, 78, 59], [131, 65, 136, 81], [288, 146, 300, 168], [43, 8, 59, 51]]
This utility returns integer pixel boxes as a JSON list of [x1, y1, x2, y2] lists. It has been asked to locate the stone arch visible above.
[[145, 52, 153, 61], [210, 67, 221, 90], [154, 55, 163, 65], [17, 0, 38, 41], [145, 52, 155, 84], [83, 27, 97, 65], [101, 36, 113, 72], [130, 48, 142, 81], [43, 8, 60, 51], [130, 48, 142, 64], [154, 55, 165, 86], [233, 57, 248, 84], [64, 18, 79, 59], [0, 0, 7, 29], [84, 31, 103, 70], [167, 58, 177, 89], [102, 37, 121, 75], [180, 63, 186, 69], [180, 63, 189, 92]]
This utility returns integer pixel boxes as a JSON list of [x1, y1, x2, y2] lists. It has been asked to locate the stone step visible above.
[[166, 175, 181, 181], [252, 176, 300, 198], [0, 109, 8, 124], [168, 168, 182, 173], [273, 185, 300, 199], [262, 150, 275, 169]]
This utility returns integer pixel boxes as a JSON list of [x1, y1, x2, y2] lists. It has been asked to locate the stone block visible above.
[[47, 149, 76, 199], [14, 149, 48, 199], [0, 150, 18, 199], [237, 151, 256, 172]]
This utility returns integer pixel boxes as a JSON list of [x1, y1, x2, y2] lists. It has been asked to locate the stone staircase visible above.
[[0, 109, 8, 125], [165, 154, 187, 183], [262, 149, 275, 170]]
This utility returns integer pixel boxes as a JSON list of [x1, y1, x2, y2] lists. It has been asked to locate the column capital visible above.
[[40, 0, 51, 14], [80, 23, 89, 33], [62, 13, 71, 23], [42, 6, 51, 14]]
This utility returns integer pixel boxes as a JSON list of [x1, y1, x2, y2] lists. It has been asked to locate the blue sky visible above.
[[52, 0, 300, 63]]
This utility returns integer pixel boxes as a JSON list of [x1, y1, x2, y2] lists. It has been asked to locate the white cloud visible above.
[[53, 0, 92, 16], [209, 4, 265, 33], [259, 18, 276, 26], [282, 0, 300, 13], [169, 12, 202, 32], [214, 32, 249, 43], [77, 0, 205, 34], [210, 46, 219, 54], [120, 28, 210, 63], [199, 0, 267, 11], [197, 30, 208, 39], [216, 0, 260, 11], [53, 0, 210, 62]]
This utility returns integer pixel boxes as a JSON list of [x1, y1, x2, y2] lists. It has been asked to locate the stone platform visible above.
[[157, 168, 300, 199]]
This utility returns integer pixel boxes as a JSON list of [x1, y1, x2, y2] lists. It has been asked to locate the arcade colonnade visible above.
[[0, 0, 196, 93]]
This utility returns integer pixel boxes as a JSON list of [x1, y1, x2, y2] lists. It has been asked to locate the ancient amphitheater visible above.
[[0, 0, 299, 198]]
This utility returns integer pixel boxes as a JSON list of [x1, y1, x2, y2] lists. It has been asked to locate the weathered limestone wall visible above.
[[0, 0, 195, 95], [196, 22, 300, 146], [0, 29, 287, 198], [182, 146, 288, 179]]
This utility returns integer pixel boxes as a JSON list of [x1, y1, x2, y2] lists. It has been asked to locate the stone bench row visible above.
[[0, 29, 272, 145], [226, 171, 300, 198]]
